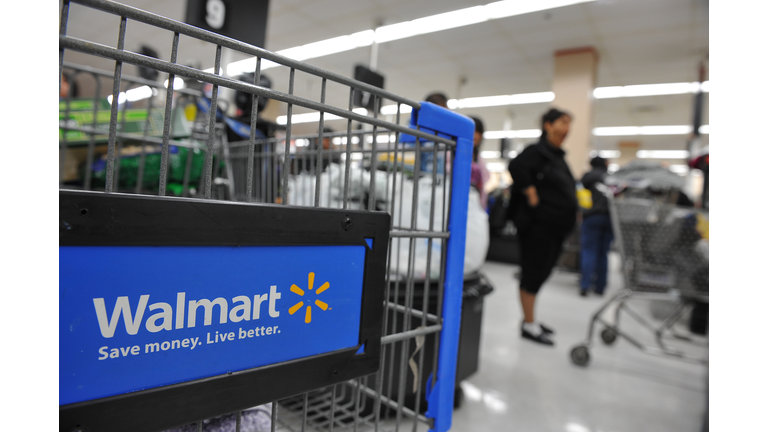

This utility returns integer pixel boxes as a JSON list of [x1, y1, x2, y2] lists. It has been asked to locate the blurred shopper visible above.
[[508, 108, 577, 346], [579, 156, 613, 297], [689, 151, 709, 209], [468, 116, 490, 210], [425, 92, 449, 108], [228, 72, 273, 142], [416, 92, 451, 174], [60, 73, 79, 98]]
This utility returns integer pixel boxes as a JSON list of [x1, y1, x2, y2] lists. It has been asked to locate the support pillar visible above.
[[551, 47, 598, 179], [616, 141, 640, 168]]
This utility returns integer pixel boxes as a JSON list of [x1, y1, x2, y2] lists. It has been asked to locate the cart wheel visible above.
[[601, 328, 618, 345], [570, 345, 590, 366]]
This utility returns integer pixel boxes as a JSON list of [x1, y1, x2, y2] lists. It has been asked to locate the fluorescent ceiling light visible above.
[[636, 150, 690, 159], [163, 77, 185, 89], [107, 93, 126, 105], [277, 112, 321, 125], [593, 125, 703, 136], [129, 86, 155, 101], [380, 104, 414, 115], [217, 0, 596, 75], [668, 164, 690, 174], [225, 58, 256, 76], [375, 5, 488, 44], [366, 134, 397, 144], [340, 152, 364, 160], [487, 0, 595, 19], [483, 125, 707, 143], [276, 30, 375, 65], [565, 423, 591, 432], [332, 136, 361, 145], [594, 81, 709, 99], [638, 125, 693, 135], [441, 79, 707, 110], [107, 85, 155, 104], [448, 92, 554, 109], [480, 151, 502, 159], [484, 129, 541, 139], [438, 80, 706, 110], [277, 108, 368, 125], [593, 126, 640, 136], [590, 150, 621, 158], [375, 0, 593, 44]]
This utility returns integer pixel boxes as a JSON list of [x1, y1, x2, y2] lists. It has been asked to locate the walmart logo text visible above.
[[93, 287, 281, 338]]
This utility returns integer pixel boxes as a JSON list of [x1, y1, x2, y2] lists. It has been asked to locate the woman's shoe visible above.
[[521, 320, 555, 335], [540, 323, 555, 335], [521, 328, 554, 346]]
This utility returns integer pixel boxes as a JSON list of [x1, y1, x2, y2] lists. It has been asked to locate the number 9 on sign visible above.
[[206, 0, 225, 29]]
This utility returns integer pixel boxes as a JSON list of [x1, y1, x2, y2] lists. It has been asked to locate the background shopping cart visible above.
[[59, 1, 477, 431], [569, 188, 709, 367]]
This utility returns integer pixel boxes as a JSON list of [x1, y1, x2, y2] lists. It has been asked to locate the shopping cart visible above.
[[569, 190, 709, 367], [59, 62, 242, 195], [59, 1, 475, 432]]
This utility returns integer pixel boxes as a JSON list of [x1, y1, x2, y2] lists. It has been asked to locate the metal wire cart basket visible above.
[[569, 190, 709, 367], [59, 1, 476, 431]]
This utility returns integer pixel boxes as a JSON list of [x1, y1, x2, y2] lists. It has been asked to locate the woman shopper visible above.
[[507, 108, 578, 346]]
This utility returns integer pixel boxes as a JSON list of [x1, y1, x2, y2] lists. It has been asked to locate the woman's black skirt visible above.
[[517, 220, 568, 294]]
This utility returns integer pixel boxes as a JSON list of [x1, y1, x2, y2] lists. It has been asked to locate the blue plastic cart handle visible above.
[[410, 102, 474, 432]]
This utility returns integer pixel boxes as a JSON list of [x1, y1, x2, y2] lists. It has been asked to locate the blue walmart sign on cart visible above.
[[59, 190, 390, 432], [60, 245, 366, 405]]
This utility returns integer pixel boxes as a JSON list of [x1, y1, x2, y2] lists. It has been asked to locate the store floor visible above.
[[449, 253, 708, 432]]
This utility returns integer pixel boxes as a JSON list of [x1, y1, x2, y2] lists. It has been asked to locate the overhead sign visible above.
[[353, 64, 385, 112], [184, 0, 270, 48], [59, 190, 389, 432]]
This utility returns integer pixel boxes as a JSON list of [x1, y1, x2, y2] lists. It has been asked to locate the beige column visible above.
[[551, 47, 598, 180], [616, 141, 640, 168]]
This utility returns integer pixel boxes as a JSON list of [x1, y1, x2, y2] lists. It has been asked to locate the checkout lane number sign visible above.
[[59, 244, 366, 406]]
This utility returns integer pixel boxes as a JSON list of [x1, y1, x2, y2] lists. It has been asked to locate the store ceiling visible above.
[[60, 0, 709, 155]]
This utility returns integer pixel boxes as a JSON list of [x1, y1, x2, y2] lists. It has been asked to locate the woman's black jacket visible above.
[[507, 138, 578, 236]]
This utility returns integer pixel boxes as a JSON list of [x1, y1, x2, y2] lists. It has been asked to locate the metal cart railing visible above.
[[59, 1, 475, 432], [569, 192, 709, 367]]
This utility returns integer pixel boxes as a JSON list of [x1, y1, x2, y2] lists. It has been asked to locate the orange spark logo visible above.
[[288, 272, 330, 323]]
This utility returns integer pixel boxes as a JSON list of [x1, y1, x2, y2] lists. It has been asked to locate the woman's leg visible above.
[[517, 226, 544, 333], [518, 225, 545, 323], [520, 289, 537, 323], [516, 224, 561, 345]]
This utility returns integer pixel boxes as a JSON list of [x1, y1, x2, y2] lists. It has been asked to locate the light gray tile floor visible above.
[[450, 253, 708, 432]]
